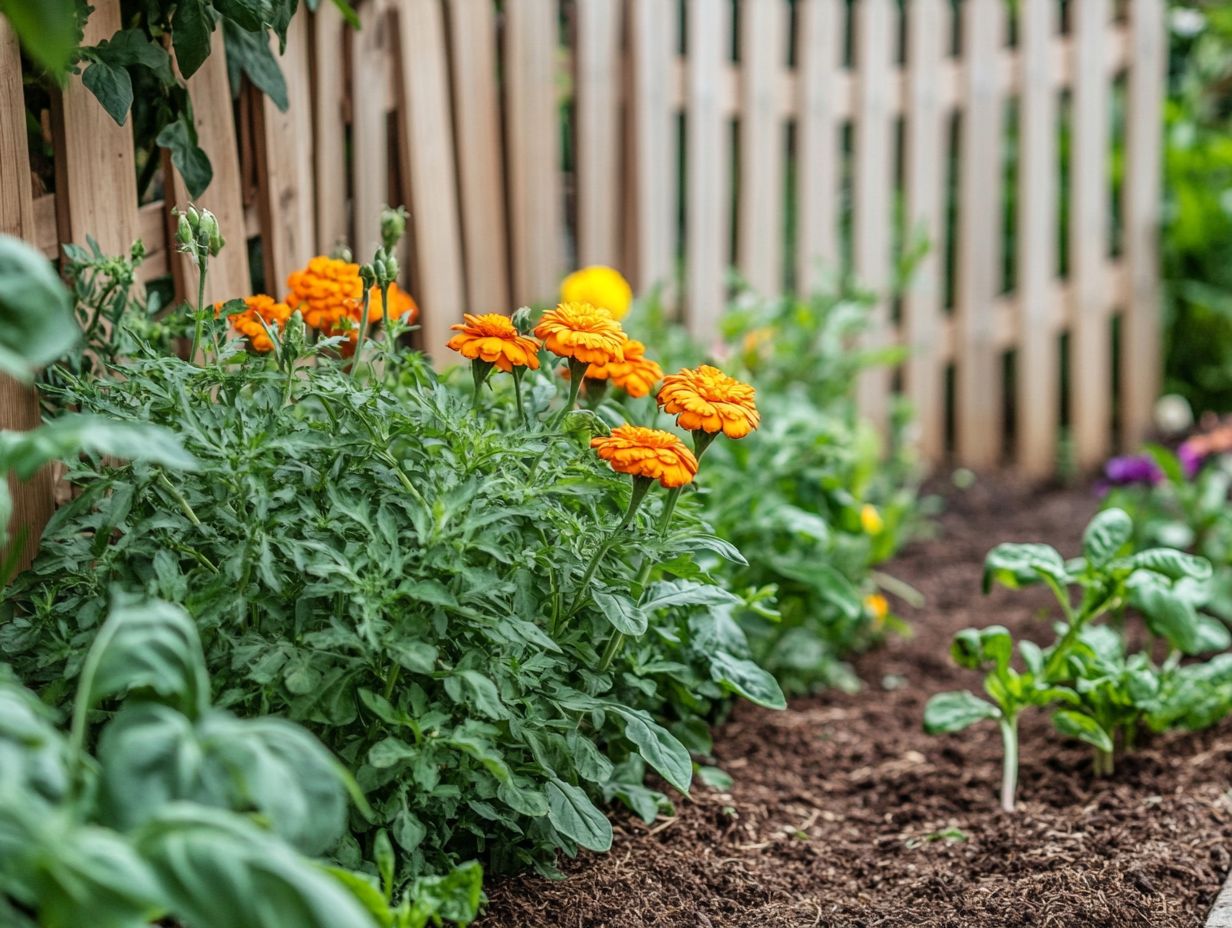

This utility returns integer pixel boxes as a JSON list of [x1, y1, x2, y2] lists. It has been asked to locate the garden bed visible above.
[[480, 478, 1232, 928]]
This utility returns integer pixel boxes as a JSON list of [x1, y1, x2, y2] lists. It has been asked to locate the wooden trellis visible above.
[[0, 0, 1167, 563]]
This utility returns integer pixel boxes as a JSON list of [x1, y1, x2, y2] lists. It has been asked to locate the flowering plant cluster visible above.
[[4, 232, 786, 921]]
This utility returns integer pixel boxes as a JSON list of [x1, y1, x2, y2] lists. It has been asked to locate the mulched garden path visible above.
[[478, 478, 1232, 928]]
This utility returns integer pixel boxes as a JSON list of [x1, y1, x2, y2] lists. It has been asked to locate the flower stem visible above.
[[351, 287, 372, 380], [513, 369, 527, 427], [550, 359, 588, 428], [999, 715, 1019, 813], [189, 260, 208, 364]]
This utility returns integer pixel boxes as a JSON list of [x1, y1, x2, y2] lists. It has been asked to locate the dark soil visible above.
[[479, 479, 1232, 928]]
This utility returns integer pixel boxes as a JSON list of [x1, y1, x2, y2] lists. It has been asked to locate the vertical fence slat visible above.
[[1070, 0, 1112, 469], [1016, 0, 1059, 475], [1123, 0, 1165, 451], [312, 1, 349, 253], [448, 0, 510, 312], [351, 0, 393, 258], [795, 0, 842, 294], [506, 0, 565, 306], [0, 17, 52, 572], [629, 0, 677, 297], [52, 0, 139, 255], [166, 38, 251, 303], [576, 0, 623, 269], [902, 0, 947, 462], [852, 0, 895, 431], [396, 0, 466, 354], [685, 0, 730, 338], [954, 0, 1004, 468], [255, 13, 316, 290], [737, 0, 787, 296]]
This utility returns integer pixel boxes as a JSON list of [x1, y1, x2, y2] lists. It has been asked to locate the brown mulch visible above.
[[478, 478, 1232, 928]]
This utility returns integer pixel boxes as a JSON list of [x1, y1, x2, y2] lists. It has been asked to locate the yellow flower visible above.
[[860, 504, 884, 535], [216, 295, 291, 353], [447, 313, 541, 372], [657, 365, 760, 439], [534, 301, 626, 366], [585, 339, 663, 398], [865, 593, 889, 625], [591, 425, 699, 488], [560, 265, 633, 320]]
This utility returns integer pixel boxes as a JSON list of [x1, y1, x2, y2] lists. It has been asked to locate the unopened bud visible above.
[[359, 264, 377, 290], [175, 213, 193, 249], [380, 206, 408, 250]]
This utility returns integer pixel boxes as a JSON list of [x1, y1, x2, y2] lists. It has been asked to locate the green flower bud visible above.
[[175, 213, 193, 249], [380, 206, 408, 250]]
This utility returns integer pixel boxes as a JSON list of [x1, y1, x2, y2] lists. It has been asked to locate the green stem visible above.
[[999, 714, 1019, 813], [379, 281, 392, 346], [513, 369, 527, 427], [158, 473, 200, 526], [383, 664, 401, 701], [189, 260, 208, 364], [351, 287, 372, 380], [550, 359, 588, 427]]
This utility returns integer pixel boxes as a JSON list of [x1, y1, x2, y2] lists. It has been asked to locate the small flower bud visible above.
[[175, 213, 193, 249], [380, 206, 408, 250], [359, 264, 377, 290], [511, 306, 535, 335]]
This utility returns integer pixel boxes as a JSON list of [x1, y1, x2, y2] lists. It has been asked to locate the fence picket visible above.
[[395, 0, 467, 355], [1070, 0, 1112, 469], [795, 0, 842, 295], [1123, 0, 1165, 451], [629, 0, 678, 299], [737, 0, 787, 297], [351, 0, 393, 259], [1016, 0, 1059, 475], [254, 13, 316, 290], [902, 0, 948, 461], [955, 0, 1004, 468], [576, 0, 624, 269], [311, 1, 349, 254], [685, 0, 731, 339], [506, 0, 565, 306], [448, 0, 510, 312], [852, 0, 896, 432], [165, 38, 250, 304]]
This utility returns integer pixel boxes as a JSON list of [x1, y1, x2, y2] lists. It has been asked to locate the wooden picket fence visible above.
[[1, 0, 1166, 559]]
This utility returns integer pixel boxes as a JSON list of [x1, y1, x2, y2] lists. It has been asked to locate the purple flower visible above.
[[1178, 439, 1204, 479], [1103, 454, 1164, 487]]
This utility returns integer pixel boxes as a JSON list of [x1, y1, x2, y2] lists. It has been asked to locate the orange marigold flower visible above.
[[657, 365, 760, 438], [447, 313, 541, 372], [585, 339, 663, 398], [533, 301, 626, 366], [560, 265, 633, 320], [590, 425, 699, 488], [216, 294, 291, 353], [286, 256, 363, 332]]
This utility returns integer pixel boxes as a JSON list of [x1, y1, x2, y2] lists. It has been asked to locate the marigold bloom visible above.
[[865, 593, 889, 624], [447, 313, 541, 372], [216, 295, 291, 353], [285, 256, 419, 339], [585, 339, 663, 398], [657, 365, 760, 439], [591, 425, 698, 489], [534, 302, 626, 366], [860, 504, 884, 535], [560, 265, 634, 321]]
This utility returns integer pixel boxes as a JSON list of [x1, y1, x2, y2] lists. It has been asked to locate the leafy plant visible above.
[[924, 508, 1224, 810]]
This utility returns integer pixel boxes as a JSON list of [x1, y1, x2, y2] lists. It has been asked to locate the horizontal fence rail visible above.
[[0, 0, 1167, 559]]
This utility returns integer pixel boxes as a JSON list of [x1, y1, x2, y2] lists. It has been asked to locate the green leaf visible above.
[[1052, 710, 1114, 753], [1130, 576, 1204, 654], [81, 58, 133, 124], [1129, 548, 1213, 581], [611, 708, 692, 794], [135, 807, 376, 928], [983, 543, 1067, 592], [923, 691, 1000, 734], [641, 579, 740, 612], [157, 114, 213, 199], [214, 0, 273, 32], [0, 415, 199, 480], [593, 589, 647, 636], [1, 0, 79, 74], [91, 29, 174, 83], [224, 21, 289, 110], [172, 0, 214, 78], [708, 651, 787, 709], [81, 593, 209, 717], [403, 860, 484, 927], [545, 779, 612, 852], [1082, 508, 1132, 566], [31, 824, 165, 928], [0, 234, 76, 380]]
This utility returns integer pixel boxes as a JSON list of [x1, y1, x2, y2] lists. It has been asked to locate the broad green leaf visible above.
[[224, 20, 289, 110], [214, 0, 272, 32], [679, 532, 748, 565], [33, 825, 165, 928], [0, 235, 76, 380], [136, 807, 375, 928], [81, 593, 209, 717], [611, 708, 692, 794], [1130, 576, 1204, 654], [982, 543, 1066, 592], [593, 589, 647, 636], [1, 0, 79, 74], [157, 115, 213, 199], [1051, 710, 1114, 753], [81, 58, 133, 124], [923, 691, 1000, 734], [641, 579, 740, 612], [545, 779, 612, 852], [0, 415, 199, 480], [708, 651, 787, 709], [1129, 548, 1213, 582], [172, 0, 214, 78], [402, 860, 484, 928], [1082, 508, 1132, 566]]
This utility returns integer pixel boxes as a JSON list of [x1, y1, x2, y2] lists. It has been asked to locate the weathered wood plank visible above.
[[575, 0, 624, 269], [795, 0, 842, 293]]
